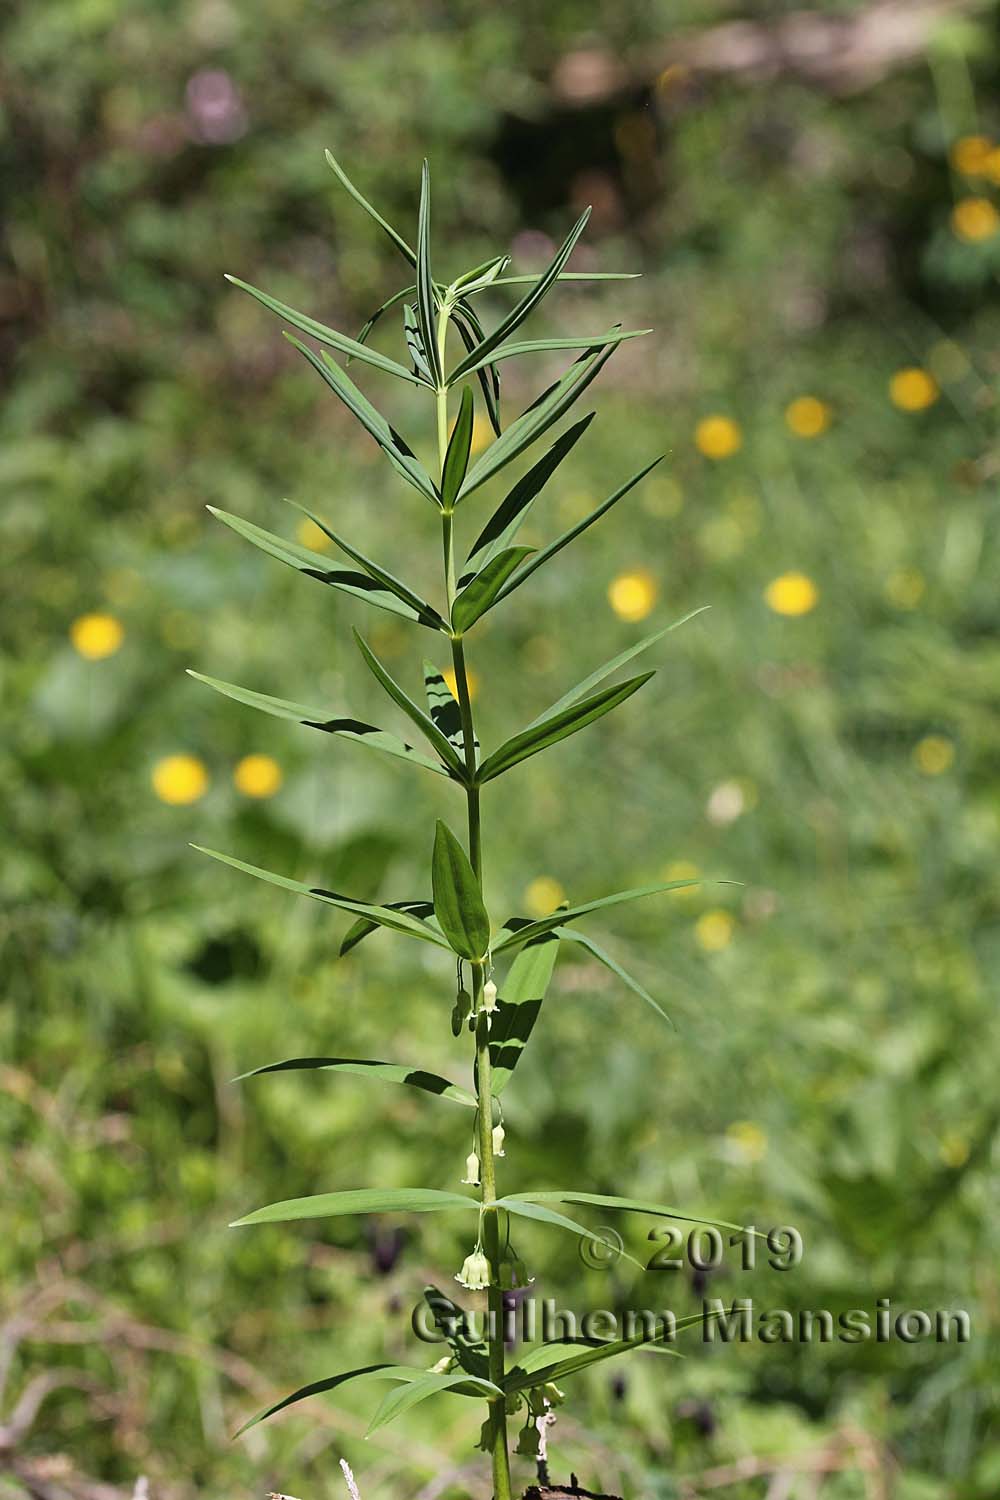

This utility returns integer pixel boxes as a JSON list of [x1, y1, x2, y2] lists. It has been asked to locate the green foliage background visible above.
[[3, 2, 999, 1495]]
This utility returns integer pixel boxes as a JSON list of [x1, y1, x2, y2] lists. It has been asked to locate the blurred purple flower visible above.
[[185, 69, 248, 145]]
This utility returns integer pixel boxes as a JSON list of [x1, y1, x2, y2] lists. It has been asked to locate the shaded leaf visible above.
[[366, 1370, 502, 1437], [354, 631, 468, 780], [553, 926, 672, 1027], [236, 1364, 417, 1436], [477, 672, 654, 784], [187, 672, 451, 778], [451, 547, 534, 635], [457, 327, 650, 380], [403, 302, 432, 380], [224, 275, 425, 384], [441, 385, 474, 509], [231, 1186, 478, 1228], [463, 415, 595, 578], [485, 934, 560, 1094], [513, 1190, 747, 1235], [325, 151, 416, 266], [352, 285, 413, 357], [459, 341, 619, 499], [207, 507, 432, 625], [340, 900, 435, 957], [493, 878, 702, 953], [424, 661, 478, 759], [450, 301, 502, 437], [192, 846, 451, 948], [416, 162, 442, 388], [505, 1332, 679, 1394], [496, 1198, 643, 1268], [423, 1286, 491, 1379], [497, 457, 664, 603], [447, 208, 591, 382], [236, 1056, 476, 1107], [432, 820, 490, 959], [288, 501, 446, 630], [287, 335, 439, 506]]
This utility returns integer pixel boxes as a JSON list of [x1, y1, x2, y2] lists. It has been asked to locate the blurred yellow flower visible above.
[[765, 572, 818, 617], [296, 517, 332, 551], [785, 396, 832, 438], [950, 135, 992, 176], [913, 735, 954, 776], [442, 666, 479, 701], [470, 416, 493, 455], [951, 196, 1000, 243], [695, 415, 742, 460], [889, 367, 939, 411], [695, 909, 734, 952], [152, 754, 208, 805], [938, 1131, 970, 1168], [234, 754, 283, 798], [884, 568, 926, 610], [726, 1119, 767, 1163], [524, 876, 566, 917], [985, 147, 1000, 185], [662, 859, 700, 898], [70, 612, 124, 660], [607, 569, 658, 622]]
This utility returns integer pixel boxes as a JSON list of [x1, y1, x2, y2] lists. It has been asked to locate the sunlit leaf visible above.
[[287, 501, 446, 630], [450, 302, 502, 437], [493, 878, 702, 953], [236, 1055, 476, 1107], [424, 661, 477, 760], [366, 1370, 502, 1436], [340, 900, 435, 956], [553, 925, 672, 1027], [451, 547, 534, 635], [403, 302, 432, 381], [512, 1190, 747, 1234], [432, 820, 490, 959], [231, 1186, 479, 1228], [354, 631, 468, 780], [505, 1330, 680, 1394], [236, 1364, 418, 1436], [441, 385, 474, 509], [477, 672, 654, 784], [484, 934, 560, 1094], [416, 162, 442, 388], [325, 150, 416, 266], [496, 1197, 642, 1268], [466, 272, 640, 291], [352, 285, 413, 357], [456, 327, 650, 380]]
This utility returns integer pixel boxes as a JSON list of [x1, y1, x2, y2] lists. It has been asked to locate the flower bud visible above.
[[492, 1123, 505, 1157], [456, 1247, 491, 1290], [483, 979, 498, 1012], [462, 1150, 481, 1185], [429, 1354, 454, 1374]]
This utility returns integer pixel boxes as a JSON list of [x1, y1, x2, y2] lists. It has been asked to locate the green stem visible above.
[[435, 304, 513, 1500]]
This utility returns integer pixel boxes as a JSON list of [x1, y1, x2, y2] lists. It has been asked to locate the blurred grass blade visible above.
[[441, 385, 474, 508], [287, 501, 447, 630], [553, 926, 672, 1027], [236, 1056, 476, 1106], [432, 820, 490, 959], [325, 150, 416, 266], [207, 506, 434, 624], [477, 673, 654, 784], [514, 1190, 747, 1234], [494, 878, 702, 952], [459, 341, 618, 499], [187, 671, 451, 777], [224, 275, 426, 384], [451, 546, 534, 635], [416, 162, 442, 388], [526, 609, 708, 729], [447, 208, 591, 382], [485, 934, 560, 1094], [463, 415, 595, 577], [366, 1371, 502, 1437], [340, 899, 435, 956], [236, 1364, 418, 1436], [354, 630, 468, 779], [403, 302, 432, 380], [192, 846, 452, 948], [424, 661, 477, 759], [286, 335, 440, 506], [496, 457, 664, 603], [456, 327, 650, 380]]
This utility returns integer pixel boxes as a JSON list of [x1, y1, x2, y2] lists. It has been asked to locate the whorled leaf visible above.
[[325, 150, 416, 266], [287, 501, 446, 630], [236, 1364, 419, 1436], [340, 899, 435, 957], [235, 1055, 476, 1107], [482, 934, 560, 1095], [456, 327, 650, 380], [476, 672, 654, 784], [441, 385, 474, 509], [416, 161, 442, 388], [431, 820, 490, 960], [451, 546, 534, 636], [512, 1190, 748, 1235], [424, 662, 478, 759], [553, 925, 672, 1027], [354, 631, 468, 779], [366, 1370, 503, 1437], [231, 1186, 479, 1229], [493, 878, 702, 953]]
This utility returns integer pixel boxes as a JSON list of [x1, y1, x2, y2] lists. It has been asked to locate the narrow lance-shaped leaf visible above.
[[236, 1056, 477, 1107], [224, 275, 427, 385], [287, 335, 440, 506], [423, 1285, 491, 1379], [287, 501, 447, 630], [462, 414, 595, 579], [424, 661, 477, 760], [431, 820, 490, 960], [464, 271, 641, 292], [192, 846, 452, 948], [353, 284, 413, 355], [451, 253, 510, 293], [447, 207, 592, 382], [450, 301, 502, 437], [505, 1330, 680, 1395], [231, 1186, 479, 1229], [459, 340, 619, 499], [416, 162, 442, 388], [207, 507, 433, 626], [493, 877, 702, 953], [457, 326, 650, 380], [186, 672, 452, 779], [497, 456, 664, 603], [325, 150, 416, 266], [441, 385, 474, 508], [477, 672, 654, 785], [354, 630, 468, 780], [526, 609, 709, 729], [402, 302, 432, 381], [512, 1190, 749, 1235], [236, 1364, 421, 1436], [553, 925, 672, 1028], [366, 1370, 503, 1437], [497, 1197, 643, 1269], [482, 934, 560, 1095], [451, 546, 534, 635]]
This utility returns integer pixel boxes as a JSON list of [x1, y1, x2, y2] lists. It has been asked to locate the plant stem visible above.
[[435, 303, 513, 1500]]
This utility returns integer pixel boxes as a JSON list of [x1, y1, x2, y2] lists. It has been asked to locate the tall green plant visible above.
[[193, 155, 727, 1499]]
